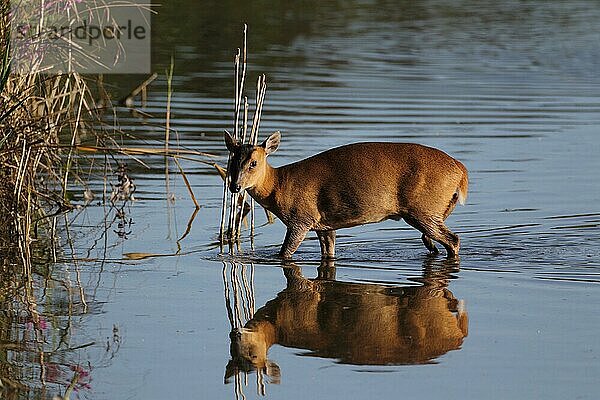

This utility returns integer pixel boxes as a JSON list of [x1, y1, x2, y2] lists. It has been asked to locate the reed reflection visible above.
[[223, 257, 468, 396], [0, 237, 120, 400]]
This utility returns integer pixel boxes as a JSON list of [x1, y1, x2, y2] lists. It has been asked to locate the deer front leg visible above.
[[316, 230, 336, 259], [279, 226, 309, 259]]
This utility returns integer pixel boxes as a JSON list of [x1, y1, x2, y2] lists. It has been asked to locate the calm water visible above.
[[3, 1, 600, 399]]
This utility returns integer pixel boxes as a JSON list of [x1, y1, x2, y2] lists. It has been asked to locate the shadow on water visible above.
[[222, 257, 467, 397]]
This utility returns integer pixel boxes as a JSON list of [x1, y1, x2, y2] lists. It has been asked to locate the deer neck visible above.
[[247, 163, 278, 208]]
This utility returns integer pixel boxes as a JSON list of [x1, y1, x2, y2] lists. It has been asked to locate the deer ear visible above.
[[224, 131, 239, 152], [261, 131, 281, 156]]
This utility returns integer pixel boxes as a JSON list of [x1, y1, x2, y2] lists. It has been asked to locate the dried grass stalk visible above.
[[219, 25, 270, 249]]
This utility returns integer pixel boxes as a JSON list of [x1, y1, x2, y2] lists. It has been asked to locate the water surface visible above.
[[2, 1, 600, 399]]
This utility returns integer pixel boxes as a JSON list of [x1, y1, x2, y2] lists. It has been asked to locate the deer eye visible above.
[[249, 160, 257, 170]]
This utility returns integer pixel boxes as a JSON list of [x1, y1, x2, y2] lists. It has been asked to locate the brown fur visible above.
[[225, 132, 469, 258]]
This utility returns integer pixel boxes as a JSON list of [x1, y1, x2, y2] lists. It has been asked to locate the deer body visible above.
[[225, 132, 468, 258]]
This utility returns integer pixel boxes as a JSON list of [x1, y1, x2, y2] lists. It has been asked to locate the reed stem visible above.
[[219, 24, 271, 250]]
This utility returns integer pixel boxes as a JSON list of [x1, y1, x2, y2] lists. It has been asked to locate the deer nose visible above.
[[230, 183, 241, 193]]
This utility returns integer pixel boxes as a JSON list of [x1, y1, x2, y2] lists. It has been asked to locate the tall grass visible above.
[[0, 1, 106, 249]]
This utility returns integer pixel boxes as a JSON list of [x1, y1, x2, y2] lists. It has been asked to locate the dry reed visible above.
[[219, 25, 270, 249]]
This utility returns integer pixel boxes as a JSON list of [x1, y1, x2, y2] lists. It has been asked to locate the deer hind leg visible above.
[[421, 234, 439, 254], [406, 215, 460, 258], [279, 227, 309, 259], [316, 230, 336, 259]]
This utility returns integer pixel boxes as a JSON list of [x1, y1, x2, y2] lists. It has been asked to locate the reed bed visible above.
[[0, 1, 167, 253], [0, 13, 102, 262]]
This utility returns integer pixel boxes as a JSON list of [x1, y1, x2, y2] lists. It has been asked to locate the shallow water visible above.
[[3, 1, 600, 399]]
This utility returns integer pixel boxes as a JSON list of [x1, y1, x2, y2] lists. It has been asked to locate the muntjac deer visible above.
[[224, 131, 468, 258]]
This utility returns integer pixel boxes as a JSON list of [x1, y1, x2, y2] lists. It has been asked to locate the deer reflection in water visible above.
[[223, 258, 468, 396]]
